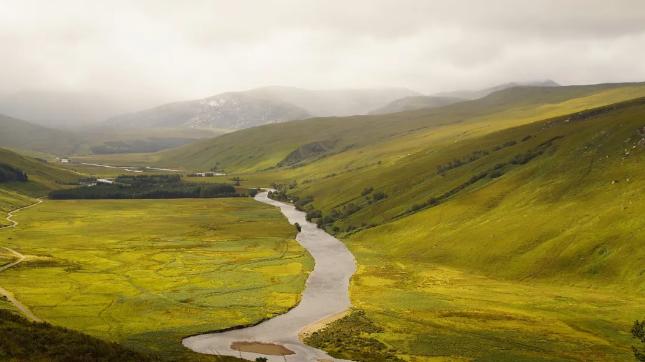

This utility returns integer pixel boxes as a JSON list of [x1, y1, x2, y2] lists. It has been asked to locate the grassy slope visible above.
[[333, 101, 645, 361], [156, 82, 645, 173], [0, 147, 80, 218], [149, 85, 645, 361], [0, 113, 81, 155], [0, 198, 312, 360], [289, 100, 645, 361], [0, 308, 156, 362], [0, 148, 79, 195]]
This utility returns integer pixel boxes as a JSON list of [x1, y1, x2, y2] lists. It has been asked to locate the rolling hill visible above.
[[369, 95, 464, 114], [0, 90, 162, 129], [434, 79, 561, 100], [0, 147, 80, 221], [0, 147, 79, 194], [0, 113, 81, 155]]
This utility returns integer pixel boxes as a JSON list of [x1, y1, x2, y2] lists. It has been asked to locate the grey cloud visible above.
[[0, 0, 644, 109]]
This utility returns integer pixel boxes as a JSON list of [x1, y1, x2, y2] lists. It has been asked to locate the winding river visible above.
[[182, 191, 356, 361]]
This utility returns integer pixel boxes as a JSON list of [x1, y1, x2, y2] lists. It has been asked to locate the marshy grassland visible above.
[[0, 198, 312, 359]]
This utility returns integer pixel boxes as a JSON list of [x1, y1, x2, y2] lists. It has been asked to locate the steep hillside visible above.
[[0, 113, 81, 155], [157, 82, 645, 172], [302, 98, 645, 362], [296, 97, 645, 285], [369, 95, 463, 114]]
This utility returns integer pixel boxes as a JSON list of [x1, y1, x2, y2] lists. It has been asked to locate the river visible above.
[[182, 191, 356, 361]]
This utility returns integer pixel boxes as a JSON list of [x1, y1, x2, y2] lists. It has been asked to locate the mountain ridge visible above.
[[104, 86, 420, 132]]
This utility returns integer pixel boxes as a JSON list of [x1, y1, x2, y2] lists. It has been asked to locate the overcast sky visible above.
[[1, 0, 645, 102]]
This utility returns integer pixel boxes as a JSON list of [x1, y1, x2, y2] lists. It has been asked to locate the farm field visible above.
[[0, 198, 312, 359]]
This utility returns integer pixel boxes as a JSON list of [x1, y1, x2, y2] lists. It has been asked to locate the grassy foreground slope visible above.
[[0, 308, 155, 362], [0, 198, 312, 360]]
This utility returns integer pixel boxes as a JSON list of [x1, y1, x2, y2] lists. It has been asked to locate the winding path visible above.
[[0, 199, 44, 322], [183, 191, 357, 361]]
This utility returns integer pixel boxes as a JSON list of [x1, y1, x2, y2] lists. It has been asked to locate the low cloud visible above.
[[0, 0, 644, 102]]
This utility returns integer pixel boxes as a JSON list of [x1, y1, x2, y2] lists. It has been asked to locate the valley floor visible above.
[[0, 198, 313, 360]]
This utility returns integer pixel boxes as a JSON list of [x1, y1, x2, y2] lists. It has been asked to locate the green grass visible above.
[[290, 99, 645, 361], [0, 188, 35, 224], [0, 309, 156, 362], [149, 91, 645, 360], [154, 82, 645, 173], [0, 147, 80, 197], [0, 198, 313, 359], [339, 260, 644, 361], [4, 83, 645, 361]]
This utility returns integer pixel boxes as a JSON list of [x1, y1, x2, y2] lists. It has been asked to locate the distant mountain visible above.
[[105, 92, 311, 130], [369, 95, 464, 114], [435, 80, 560, 100], [0, 91, 162, 128], [245, 86, 421, 117], [0, 112, 218, 156], [105, 86, 421, 131], [0, 113, 80, 155]]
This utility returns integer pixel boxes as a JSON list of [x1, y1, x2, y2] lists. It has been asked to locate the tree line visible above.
[[49, 174, 241, 199], [0, 163, 28, 183]]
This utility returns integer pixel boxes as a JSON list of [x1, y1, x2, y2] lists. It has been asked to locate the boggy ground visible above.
[[0, 198, 313, 359]]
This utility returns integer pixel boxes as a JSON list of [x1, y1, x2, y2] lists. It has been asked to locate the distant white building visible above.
[[188, 171, 226, 177], [60, 158, 70, 163]]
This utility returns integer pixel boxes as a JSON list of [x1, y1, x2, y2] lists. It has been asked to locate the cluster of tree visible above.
[[0, 309, 156, 361], [303, 310, 402, 362], [300, 187, 387, 232], [0, 163, 28, 183], [49, 174, 239, 199], [267, 182, 299, 202], [248, 188, 259, 197], [436, 139, 518, 175], [90, 138, 191, 154], [634, 320, 645, 361], [406, 137, 562, 216], [294, 195, 314, 211], [267, 189, 289, 202], [270, 183, 387, 233]]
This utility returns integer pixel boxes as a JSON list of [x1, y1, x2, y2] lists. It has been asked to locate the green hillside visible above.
[[0, 148, 80, 217], [156, 82, 645, 173], [0, 113, 81, 155], [149, 83, 645, 361], [0, 148, 79, 195]]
